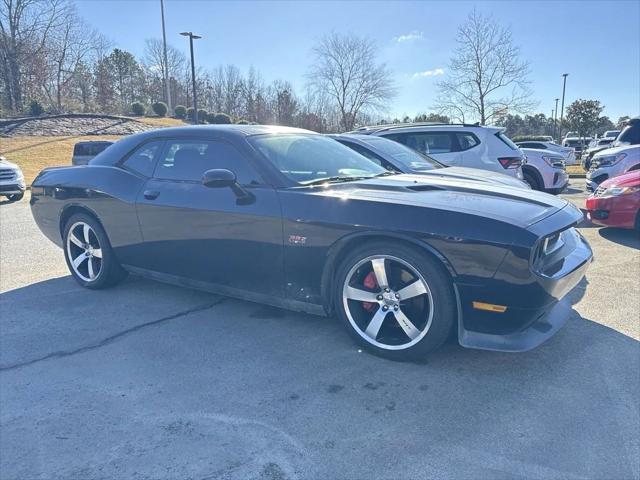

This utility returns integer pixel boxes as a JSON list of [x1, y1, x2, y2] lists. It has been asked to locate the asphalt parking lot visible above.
[[1, 179, 639, 480]]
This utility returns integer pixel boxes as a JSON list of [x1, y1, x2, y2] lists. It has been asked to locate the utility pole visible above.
[[160, 0, 171, 110], [553, 98, 559, 141], [559, 74, 568, 143], [180, 31, 202, 123]]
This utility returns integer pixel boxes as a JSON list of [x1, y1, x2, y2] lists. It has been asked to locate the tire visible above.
[[63, 213, 127, 289], [6, 192, 24, 202], [333, 241, 456, 361], [523, 171, 541, 191]]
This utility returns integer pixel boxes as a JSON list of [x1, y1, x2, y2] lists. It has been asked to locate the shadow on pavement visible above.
[[1, 274, 638, 479], [599, 227, 640, 249]]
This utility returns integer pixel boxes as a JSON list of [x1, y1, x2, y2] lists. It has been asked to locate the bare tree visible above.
[[308, 32, 395, 131], [434, 9, 535, 125], [0, 0, 69, 111], [143, 38, 185, 105]]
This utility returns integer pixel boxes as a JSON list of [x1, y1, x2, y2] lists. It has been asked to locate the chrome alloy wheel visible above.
[[342, 255, 434, 350], [66, 221, 103, 282]]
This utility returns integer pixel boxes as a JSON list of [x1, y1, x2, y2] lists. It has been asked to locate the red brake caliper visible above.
[[362, 271, 378, 312]]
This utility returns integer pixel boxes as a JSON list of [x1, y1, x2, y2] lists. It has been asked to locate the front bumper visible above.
[[0, 183, 26, 195], [456, 230, 593, 352], [586, 195, 637, 229]]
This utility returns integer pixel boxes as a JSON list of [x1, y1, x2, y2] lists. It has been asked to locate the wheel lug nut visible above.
[[393, 304, 399, 311], [382, 305, 389, 311], [377, 295, 383, 301], [395, 293, 400, 299], [384, 288, 390, 293]]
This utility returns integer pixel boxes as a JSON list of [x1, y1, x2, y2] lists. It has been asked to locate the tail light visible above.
[[498, 156, 523, 169]]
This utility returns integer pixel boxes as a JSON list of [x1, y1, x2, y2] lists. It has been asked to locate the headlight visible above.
[[599, 185, 640, 197], [594, 153, 627, 167], [541, 155, 565, 168]]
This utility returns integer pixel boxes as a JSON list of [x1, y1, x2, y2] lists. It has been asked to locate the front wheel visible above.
[[6, 192, 24, 202], [63, 213, 127, 289], [334, 242, 456, 361]]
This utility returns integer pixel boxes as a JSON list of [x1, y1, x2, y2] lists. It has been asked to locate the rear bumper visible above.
[[456, 230, 592, 352]]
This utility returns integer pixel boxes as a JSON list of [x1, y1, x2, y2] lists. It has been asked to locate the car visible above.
[[30, 125, 592, 360], [562, 136, 592, 157], [603, 130, 621, 139], [329, 133, 529, 189], [611, 117, 640, 148], [0, 156, 26, 202], [519, 148, 568, 194], [582, 138, 616, 170], [72, 141, 114, 166], [586, 145, 640, 191], [586, 170, 640, 230], [515, 140, 576, 165], [352, 123, 526, 181]]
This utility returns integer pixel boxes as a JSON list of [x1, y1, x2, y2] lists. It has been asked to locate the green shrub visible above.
[[29, 100, 45, 116], [174, 105, 187, 119], [131, 102, 146, 116], [197, 109, 208, 123], [211, 112, 232, 124], [512, 135, 553, 142], [151, 101, 168, 117], [236, 119, 249, 125], [186, 107, 196, 121], [206, 112, 217, 124]]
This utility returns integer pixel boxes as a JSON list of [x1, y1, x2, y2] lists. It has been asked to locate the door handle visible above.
[[143, 190, 160, 200]]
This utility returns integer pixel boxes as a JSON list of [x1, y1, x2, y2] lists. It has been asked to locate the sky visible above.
[[76, 0, 640, 122]]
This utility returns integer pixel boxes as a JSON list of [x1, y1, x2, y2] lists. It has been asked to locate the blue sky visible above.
[[76, 0, 640, 121]]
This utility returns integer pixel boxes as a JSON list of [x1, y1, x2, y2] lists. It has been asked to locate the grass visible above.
[[0, 116, 187, 185], [567, 165, 586, 175]]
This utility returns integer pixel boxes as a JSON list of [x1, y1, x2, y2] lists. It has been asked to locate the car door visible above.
[[384, 131, 462, 166], [134, 137, 284, 297]]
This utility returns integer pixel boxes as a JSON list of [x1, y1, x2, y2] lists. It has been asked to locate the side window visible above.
[[401, 132, 454, 155], [456, 133, 479, 151], [154, 140, 262, 184], [123, 141, 164, 177]]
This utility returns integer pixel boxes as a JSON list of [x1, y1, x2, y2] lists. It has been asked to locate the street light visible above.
[[180, 31, 202, 123], [160, 0, 171, 110], [553, 98, 559, 140], [558, 74, 569, 143]]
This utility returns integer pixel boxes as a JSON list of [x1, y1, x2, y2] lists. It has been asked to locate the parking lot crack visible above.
[[0, 298, 226, 372]]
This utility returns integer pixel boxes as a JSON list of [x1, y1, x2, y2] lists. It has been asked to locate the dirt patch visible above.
[[0, 114, 155, 137]]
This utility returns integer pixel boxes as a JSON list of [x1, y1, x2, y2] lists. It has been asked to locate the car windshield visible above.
[[250, 134, 388, 184], [363, 137, 444, 171]]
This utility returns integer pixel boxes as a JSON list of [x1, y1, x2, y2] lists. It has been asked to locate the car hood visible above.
[[599, 170, 640, 188], [0, 158, 19, 170], [305, 174, 573, 229], [593, 144, 639, 158], [410, 166, 527, 189]]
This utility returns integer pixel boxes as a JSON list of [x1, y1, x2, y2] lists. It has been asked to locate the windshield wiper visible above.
[[301, 175, 374, 186]]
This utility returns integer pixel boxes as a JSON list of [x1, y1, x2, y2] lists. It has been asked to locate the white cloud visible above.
[[394, 31, 423, 43], [412, 68, 445, 79]]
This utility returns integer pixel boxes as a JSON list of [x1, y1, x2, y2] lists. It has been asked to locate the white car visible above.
[[0, 156, 26, 202], [515, 140, 577, 165], [586, 145, 640, 191], [353, 124, 525, 181], [603, 130, 621, 139], [520, 148, 568, 194]]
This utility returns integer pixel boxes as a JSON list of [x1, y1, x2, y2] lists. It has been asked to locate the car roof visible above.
[[349, 123, 502, 135]]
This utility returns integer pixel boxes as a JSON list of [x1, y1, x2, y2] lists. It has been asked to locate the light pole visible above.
[[558, 74, 568, 143], [553, 98, 559, 140], [180, 31, 202, 123], [160, 0, 171, 110]]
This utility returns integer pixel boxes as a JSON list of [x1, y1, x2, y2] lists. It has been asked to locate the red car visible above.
[[586, 170, 640, 230]]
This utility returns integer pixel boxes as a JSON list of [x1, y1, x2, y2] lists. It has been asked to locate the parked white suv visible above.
[[0, 156, 26, 202], [586, 145, 640, 191], [354, 124, 525, 180], [519, 148, 568, 194]]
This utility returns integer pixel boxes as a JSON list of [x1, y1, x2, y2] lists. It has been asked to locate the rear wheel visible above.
[[334, 242, 456, 361], [63, 213, 127, 289]]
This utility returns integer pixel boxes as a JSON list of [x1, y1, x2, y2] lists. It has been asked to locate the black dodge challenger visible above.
[[30, 125, 592, 360]]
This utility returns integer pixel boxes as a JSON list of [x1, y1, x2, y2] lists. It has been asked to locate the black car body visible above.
[[30, 125, 592, 358]]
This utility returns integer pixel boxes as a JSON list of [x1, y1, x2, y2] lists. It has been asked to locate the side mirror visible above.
[[203, 169, 237, 188]]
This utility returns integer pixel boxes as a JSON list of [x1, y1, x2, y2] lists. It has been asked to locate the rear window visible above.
[[617, 124, 640, 145], [495, 132, 519, 150], [73, 143, 91, 156]]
